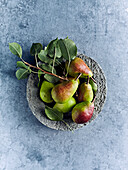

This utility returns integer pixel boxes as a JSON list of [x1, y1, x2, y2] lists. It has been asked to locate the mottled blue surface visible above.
[[0, 0, 128, 170]]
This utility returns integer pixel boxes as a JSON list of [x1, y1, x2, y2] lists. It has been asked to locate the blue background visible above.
[[0, 0, 128, 170]]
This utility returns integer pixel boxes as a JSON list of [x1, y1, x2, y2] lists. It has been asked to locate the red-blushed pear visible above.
[[66, 57, 93, 77], [51, 80, 79, 103], [72, 101, 94, 124]]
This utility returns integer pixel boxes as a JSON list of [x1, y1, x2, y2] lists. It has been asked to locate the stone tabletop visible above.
[[0, 0, 128, 170]]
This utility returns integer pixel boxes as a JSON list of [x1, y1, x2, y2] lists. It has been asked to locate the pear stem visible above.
[[87, 76, 89, 84], [62, 120, 74, 133], [91, 77, 97, 84], [76, 73, 82, 81], [92, 95, 96, 103]]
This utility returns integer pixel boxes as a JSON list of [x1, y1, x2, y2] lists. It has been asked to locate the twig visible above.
[[62, 120, 74, 133], [31, 70, 39, 74], [90, 77, 97, 84], [21, 58, 68, 81], [75, 73, 82, 81], [92, 95, 96, 103], [87, 76, 89, 84]]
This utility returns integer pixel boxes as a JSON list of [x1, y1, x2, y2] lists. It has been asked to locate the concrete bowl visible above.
[[27, 54, 107, 131]]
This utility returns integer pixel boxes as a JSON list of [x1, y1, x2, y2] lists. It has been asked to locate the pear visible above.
[[78, 83, 93, 102], [84, 77, 97, 92], [65, 57, 93, 78], [89, 78, 97, 92], [51, 80, 78, 103], [40, 81, 54, 103], [53, 97, 76, 113], [72, 101, 94, 124]]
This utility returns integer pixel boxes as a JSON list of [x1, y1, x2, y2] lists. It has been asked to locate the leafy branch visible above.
[[9, 37, 77, 82], [9, 42, 69, 81], [21, 58, 67, 80]]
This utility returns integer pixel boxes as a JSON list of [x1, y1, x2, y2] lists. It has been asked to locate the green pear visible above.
[[84, 77, 97, 92], [89, 78, 97, 92], [72, 101, 94, 124], [65, 57, 93, 78], [78, 83, 93, 102], [51, 80, 78, 103], [53, 97, 76, 113], [40, 81, 54, 103]]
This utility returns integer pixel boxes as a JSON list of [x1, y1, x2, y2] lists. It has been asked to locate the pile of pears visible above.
[[40, 57, 97, 124]]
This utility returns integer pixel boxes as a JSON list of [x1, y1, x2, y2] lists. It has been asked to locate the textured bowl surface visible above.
[[27, 54, 107, 131]]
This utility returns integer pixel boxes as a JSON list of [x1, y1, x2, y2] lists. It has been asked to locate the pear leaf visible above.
[[30, 43, 43, 56], [47, 38, 62, 58], [38, 50, 53, 64], [45, 106, 63, 121], [40, 63, 56, 74], [47, 38, 57, 58], [17, 61, 31, 72], [40, 63, 59, 83], [55, 41, 62, 58], [9, 42, 22, 58], [63, 38, 77, 59], [16, 68, 31, 80], [44, 74, 59, 83], [58, 39, 71, 76], [58, 39, 69, 60]]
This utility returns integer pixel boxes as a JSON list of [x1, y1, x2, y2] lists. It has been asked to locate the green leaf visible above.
[[16, 68, 30, 80], [44, 74, 59, 83], [63, 38, 77, 59], [58, 39, 71, 76], [38, 50, 53, 64], [40, 63, 56, 74], [38, 70, 44, 77], [39, 63, 59, 83], [58, 38, 77, 60], [40, 63, 59, 83], [45, 106, 63, 121], [55, 41, 62, 58], [38, 50, 62, 66], [47, 38, 57, 58], [9, 42, 22, 58], [47, 38, 62, 58], [30, 43, 43, 56], [17, 61, 31, 71], [58, 39, 69, 60]]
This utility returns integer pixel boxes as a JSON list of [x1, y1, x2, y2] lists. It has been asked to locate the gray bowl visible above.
[[26, 54, 107, 131]]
